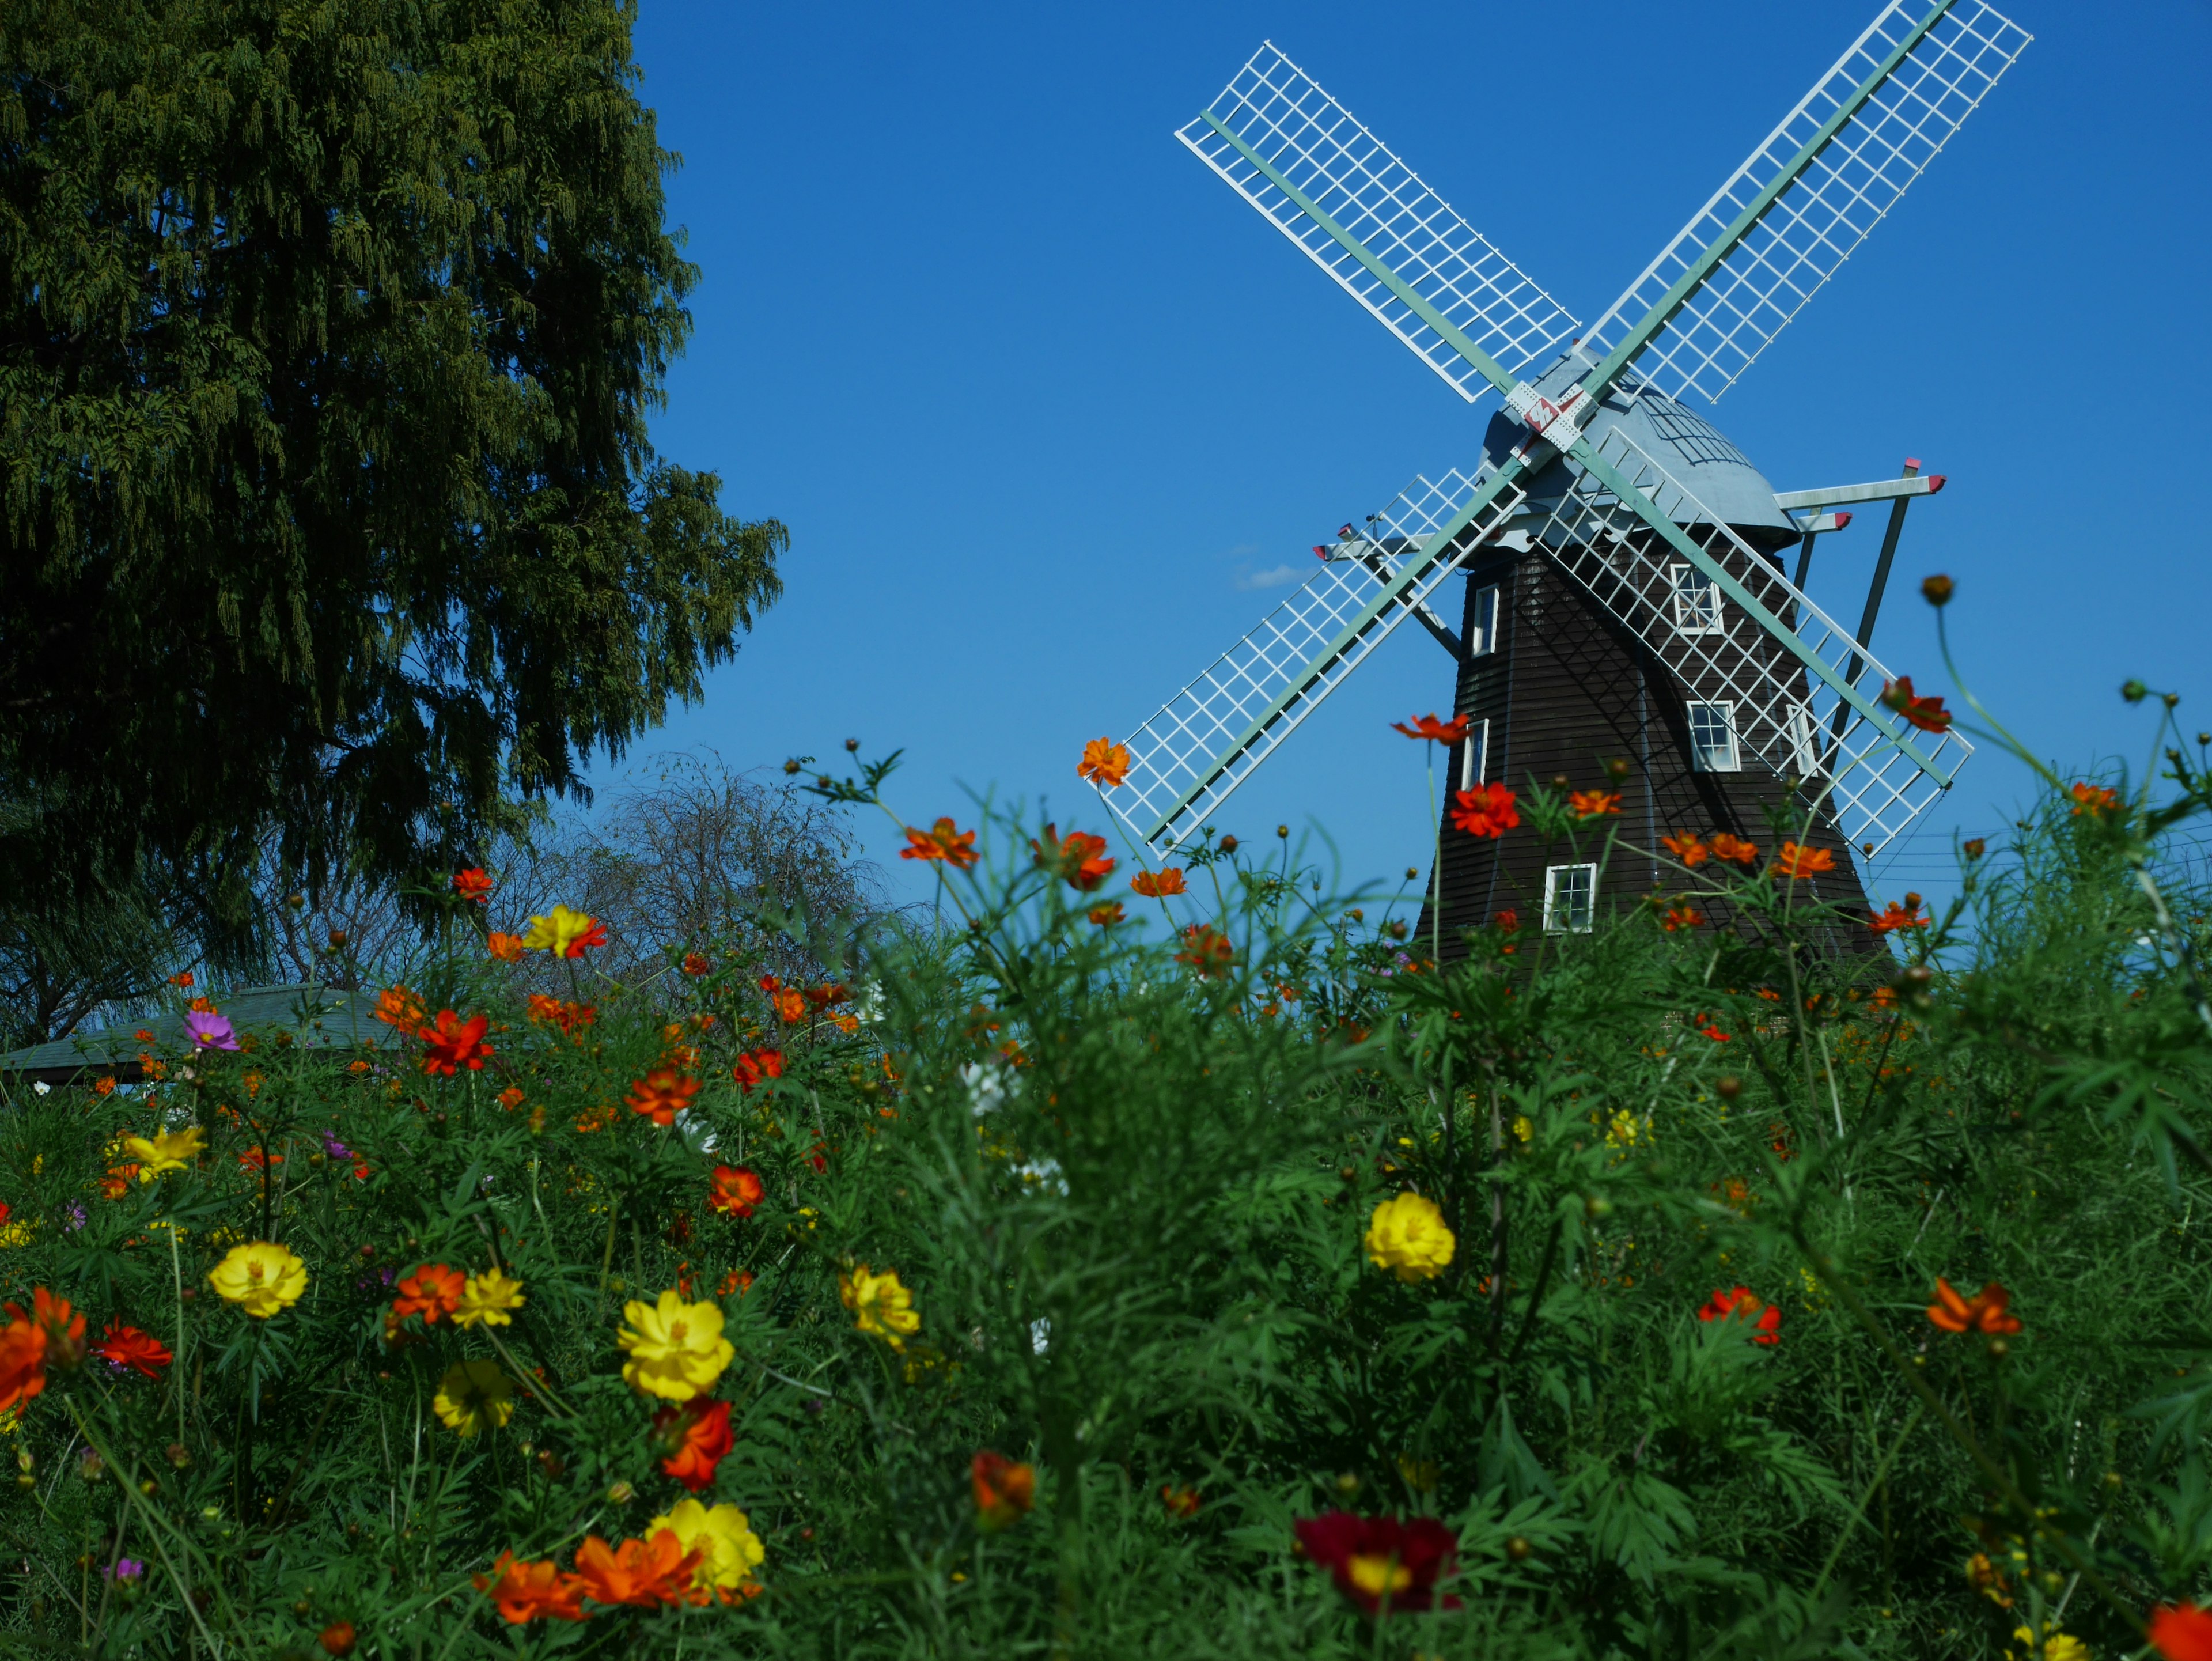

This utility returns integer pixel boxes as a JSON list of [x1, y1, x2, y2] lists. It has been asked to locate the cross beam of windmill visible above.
[[1104, 0, 2029, 941]]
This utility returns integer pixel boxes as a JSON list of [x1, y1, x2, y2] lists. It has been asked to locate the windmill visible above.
[[1105, 1, 2028, 944]]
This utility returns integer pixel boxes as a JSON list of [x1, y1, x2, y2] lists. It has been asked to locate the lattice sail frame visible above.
[[1111, 471, 1527, 852], [1176, 42, 1579, 405], [1532, 421, 1972, 853], [1581, 0, 2031, 405]]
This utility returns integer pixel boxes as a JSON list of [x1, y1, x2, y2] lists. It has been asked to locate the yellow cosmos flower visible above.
[[207, 1242, 309, 1317], [1363, 1193, 1455, 1284], [521, 904, 603, 958], [649, 1497, 765, 1599], [617, 1290, 735, 1402], [431, 1359, 514, 1437], [840, 1265, 921, 1350], [455, 1267, 527, 1329], [124, 1125, 206, 1181]]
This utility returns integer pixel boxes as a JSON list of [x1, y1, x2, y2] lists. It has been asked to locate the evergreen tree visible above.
[[0, 0, 785, 907]]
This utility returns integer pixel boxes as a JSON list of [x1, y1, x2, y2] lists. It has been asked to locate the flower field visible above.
[[3, 708, 2212, 1660]]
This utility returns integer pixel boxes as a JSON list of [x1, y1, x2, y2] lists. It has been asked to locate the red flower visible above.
[[1391, 713, 1469, 744], [93, 1322, 173, 1379], [719, 1269, 753, 1298], [769, 986, 806, 1023], [475, 1552, 589, 1624], [373, 985, 427, 1030], [1161, 1484, 1201, 1519], [1869, 894, 1928, 935], [1567, 789, 1622, 819], [708, 1166, 765, 1219], [1698, 1286, 1779, 1345], [418, 1011, 493, 1076], [392, 1263, 465, 1324], [732, 1049, 784, 1095], [1492, 909, 1518, 933], [972, 1451, 1036, 1531], [1707, 833, 1758, 867], [1661, 903, 1705, 933], [1926, 1277, 2022, 1335], [1130, 868, 1187, 898], [625, 1069, 702, 1127], [805, 982, 849, 1009], [1449, 782, 1519, 839], [452, 868, 493, 903], [1175, 925, 1236, 977], [486, 932, 526, 963], [681, 952, 711, 977], [574, 1530, 706, 1609], [1293, 1512, 1462, 1617], [2150, 1602, 2212, 1661], [654, 1397, 734, 1492], [1087, 901, 1125, 926], [901, 818, 981, 869], [1031, 825, 1116, 892], [525, 993, 596, 1036], [1661, 833, 1709, 868], [1077, 737, 1132, 788], [1880, 676, 1953, 733], [2069, 781, 2120, 818], [1770, 842, 1836, 880]]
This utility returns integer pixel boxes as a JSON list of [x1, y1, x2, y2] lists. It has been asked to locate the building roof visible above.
[[0, 984, 401, 1087]]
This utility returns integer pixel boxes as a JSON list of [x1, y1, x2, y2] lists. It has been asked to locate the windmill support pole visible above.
[[1824, 460, 1921, 773]]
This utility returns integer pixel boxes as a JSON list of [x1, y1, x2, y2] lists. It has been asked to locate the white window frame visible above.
[[1543, 863, 1597, 934], [1686, 699, 1741, 773], [1468, 584, 1500, 656], [1457, 717, 1490, 792], [1669, 563, 1723, 635]]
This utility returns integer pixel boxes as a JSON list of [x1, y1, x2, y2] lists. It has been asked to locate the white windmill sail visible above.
[[1580, 0, 2032, 406], [1111, 471, 1527, 852], [1177, 43, 1578, 406]]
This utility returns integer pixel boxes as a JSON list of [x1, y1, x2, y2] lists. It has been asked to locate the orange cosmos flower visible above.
[[93, 1322, 173, 1379], [1698, 1286, 1780, 1345], [1869, 895, 1929, 935], [719, 1269, 753, 1298], [1391, 713, 1470, 744], [418, 1011, 493, 1076], [682, 951, 711, 977], [1661, 903, 1705, 933], [654, 1397, 734, 1493], [372, 984, 427, 1031], [1449, 782, 1520, 839], [1130, 867, 1187, 898], [732, 1049, 783, 1095], [574, 1530, 706, 1609], [1927, 1277, 2022, 1335], [392, 1264, 465, 1325], [900, 818, 980, 869], [804, 982, 849, 1009], [1770, 842, 1836, 880], [1077, 737, 1132, 788], [2069, 782, 2120, 818], [525, 993, 597, 1036], [1661, 833, 1709, 867], [1161, 1484, 1202, 1519], [452, 868, 493, 903], [0, 1290, 73, 1413], [1708, 833, 1759, 867], [626, 1070, 702, 1128], [769, 986, 806, 1023], [1879, 676, 1954, 733], [498, 1086, 526, 1110], [707, 1165, 765, 1219], [1031, 825, 1116, 892], [2149, 1603, 2212, 1661], [1176, 925, 1236, 977], [972, 1451, 1036, 1532], [1087, 901, 1124, 925], [486, 932, 525, 963], [474, 1553, 589, 1625], [1568, 789, 1622, 820]]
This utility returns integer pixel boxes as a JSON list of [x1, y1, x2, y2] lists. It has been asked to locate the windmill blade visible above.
[[1109, 470, 1529, 853], [1580, 0, 2031, 406], [1531, 419, 1971, 854], [1179, 42, 1579, 407]]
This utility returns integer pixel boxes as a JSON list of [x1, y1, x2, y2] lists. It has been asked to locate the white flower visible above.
[[962, 1060, 1016, 1118], [32, 1082, 49, 1096]]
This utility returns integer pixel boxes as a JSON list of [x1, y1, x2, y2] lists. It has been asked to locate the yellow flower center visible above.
[[669, 1321, 687, 1344], [1347, 1555, 1412, 1598], [248, 1262, 264, 1282]]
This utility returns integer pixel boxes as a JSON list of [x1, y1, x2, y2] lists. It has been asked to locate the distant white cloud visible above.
[[1218, 541, 1261, 561], [1235, 563, 1303, 591]]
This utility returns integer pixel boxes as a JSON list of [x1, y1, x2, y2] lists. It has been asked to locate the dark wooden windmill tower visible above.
[[1100, 3, 2028, 947]]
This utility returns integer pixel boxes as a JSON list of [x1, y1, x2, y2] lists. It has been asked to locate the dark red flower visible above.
[[1391, 713, 1470, 744], [1880, 676, 1953, 733], [654, 1397, 734, 1492], [1698, 1286, 1780, 1345], [732, 1049, 783, 1095], [418, 1011, 493, 1075], [451, 868, 493, 903], [1293, 1512, 1461, 1617], [1449, 783, 1519, 839], [681, 952, 711, 977], [93, 1322, 173, 1379]]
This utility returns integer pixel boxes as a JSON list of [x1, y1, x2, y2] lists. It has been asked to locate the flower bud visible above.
[[607, 1480, 635, 1504], [844, 737, 860, 752], [1715, 1076, 1743, 1103], [1921, 574, 1954, 607], [1584, 1194, 1613, 1219], [320, 1621, 358, 1657], [1217, 835, 1238, 854], [2123, 679, 2149, 705], [1506, 1535, 1533, 1562], [783, 758, 801, 775]]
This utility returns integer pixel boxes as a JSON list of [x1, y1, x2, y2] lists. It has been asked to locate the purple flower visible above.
[[183, 1011, 239, 1051], [321, 1129, 351, 1160], [105, 1558, 145, 1583], [63, 1203, 86, 1232]]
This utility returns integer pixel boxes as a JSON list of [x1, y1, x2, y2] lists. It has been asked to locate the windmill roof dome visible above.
[[1481, 351, 1796, 550]]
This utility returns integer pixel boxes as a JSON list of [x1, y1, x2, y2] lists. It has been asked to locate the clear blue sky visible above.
[[613, 0, 2212, 912]]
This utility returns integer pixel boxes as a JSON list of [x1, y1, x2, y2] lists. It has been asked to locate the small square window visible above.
[[1687, 701, 1740, 773], [1544, 862, 1596, 933], [1469, 585, 1500, 656], [1458, 718, 1490, 791], [1669, 563, 1723, 635]]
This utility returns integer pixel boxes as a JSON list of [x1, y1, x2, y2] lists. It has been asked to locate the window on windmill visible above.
[[1458, 718, 1489, 791], [1468, 585, 1501, 656], [1544, 863, 1596, 934], [1669, 564, 1723, 635], [1687, 701, 1740, 773]]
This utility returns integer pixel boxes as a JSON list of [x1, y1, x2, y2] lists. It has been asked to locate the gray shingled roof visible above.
[[0, 984, 402, 1086]]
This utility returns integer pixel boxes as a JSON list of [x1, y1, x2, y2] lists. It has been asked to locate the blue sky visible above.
[[612, 0, 2212, 914]]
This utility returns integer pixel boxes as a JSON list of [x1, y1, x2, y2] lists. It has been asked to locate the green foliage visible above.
[[1, 731, 2210, 1659], [0, 0, 785, 908]]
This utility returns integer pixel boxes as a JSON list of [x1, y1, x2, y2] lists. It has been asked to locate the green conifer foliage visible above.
[[0, 0, 785, 900]]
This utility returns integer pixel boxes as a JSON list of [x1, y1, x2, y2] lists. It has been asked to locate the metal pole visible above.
[[1823, 459, 1921, 773]]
